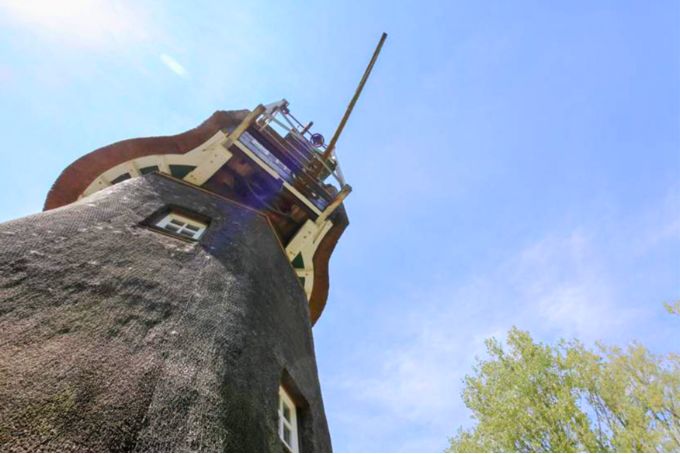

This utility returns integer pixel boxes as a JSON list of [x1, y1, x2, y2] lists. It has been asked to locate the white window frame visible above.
[[278, 386, 299, 452], [155, 212, 207, 240]]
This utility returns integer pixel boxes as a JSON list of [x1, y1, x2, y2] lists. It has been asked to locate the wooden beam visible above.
[[322, 32, 387, 161], [184, 104, 266, 186]]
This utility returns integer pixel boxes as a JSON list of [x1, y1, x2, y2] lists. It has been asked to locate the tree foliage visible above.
[[664, 300, 680, 316], [448, 327, 680, 452]]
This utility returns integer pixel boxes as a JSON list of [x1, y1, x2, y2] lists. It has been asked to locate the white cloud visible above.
[[327, 225, 649, 451], [507, 230, 632, 340], [328, 279, 504, 451], [630, 185, 680, 255], [160, 53, 188, 78], [0, 0, 153, 50]]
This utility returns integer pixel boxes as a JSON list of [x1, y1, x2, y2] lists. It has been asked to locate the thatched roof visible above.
[[0, 174, 331, 452]]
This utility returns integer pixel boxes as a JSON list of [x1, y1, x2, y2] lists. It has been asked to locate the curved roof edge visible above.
[[309, 206, 348, 325], [44, 110, 249, 211]]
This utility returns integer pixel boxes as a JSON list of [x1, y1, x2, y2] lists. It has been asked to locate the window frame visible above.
[[278, 386, 299, 453], [155, 212, 207, 241]]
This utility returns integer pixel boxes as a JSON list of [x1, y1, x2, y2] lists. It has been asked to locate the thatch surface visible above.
[[0, 174, 331, 452]]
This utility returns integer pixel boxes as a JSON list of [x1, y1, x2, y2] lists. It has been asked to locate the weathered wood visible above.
[[322, 32, 387, 161]]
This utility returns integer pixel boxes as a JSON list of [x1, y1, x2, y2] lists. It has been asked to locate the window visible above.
[[139, 165, 159, 175], [155, 212, 207, 240], [169, 164, 196, 179], [111, 173, 131, 184], [278, 386, 299, 452]]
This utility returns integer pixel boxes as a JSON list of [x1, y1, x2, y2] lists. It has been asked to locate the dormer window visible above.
[[278, 386, 299, 452], [155, 212, 207, 240]]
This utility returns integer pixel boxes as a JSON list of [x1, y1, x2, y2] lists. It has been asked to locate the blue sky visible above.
[[0, 1, 678, 451]]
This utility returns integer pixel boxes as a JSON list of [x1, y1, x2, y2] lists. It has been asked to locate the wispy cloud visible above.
[[160, 53, 188, 78], [328, 279, 496, 451], [326, 197, 680, 451], [508, 230, 631, 340]]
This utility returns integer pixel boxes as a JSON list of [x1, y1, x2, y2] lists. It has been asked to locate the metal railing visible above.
[[256, 100, 348, 190]]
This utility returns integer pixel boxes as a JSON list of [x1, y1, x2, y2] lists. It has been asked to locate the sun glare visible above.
[[0, 0, 150, 49]]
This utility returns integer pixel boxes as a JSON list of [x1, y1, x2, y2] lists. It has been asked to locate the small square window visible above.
[[278, 386, 299, 452], [155, 212, 207, 240]]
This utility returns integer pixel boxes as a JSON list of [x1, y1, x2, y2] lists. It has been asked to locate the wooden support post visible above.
[[322, 32, 387, 161], [184, 104, 266, 186], [224, 104, 266, 147], [316, 185, 352, 224]]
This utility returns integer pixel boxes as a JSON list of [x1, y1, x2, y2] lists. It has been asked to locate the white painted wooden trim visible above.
[[285, 219, 333, 299], [156, 212, 207, 240], [79, 131, 228, 199], [278, 386, 299, 452]]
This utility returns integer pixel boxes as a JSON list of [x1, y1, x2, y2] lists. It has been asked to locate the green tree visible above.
[[448, 327, 680, 452], [664, 300, 680, 316]]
